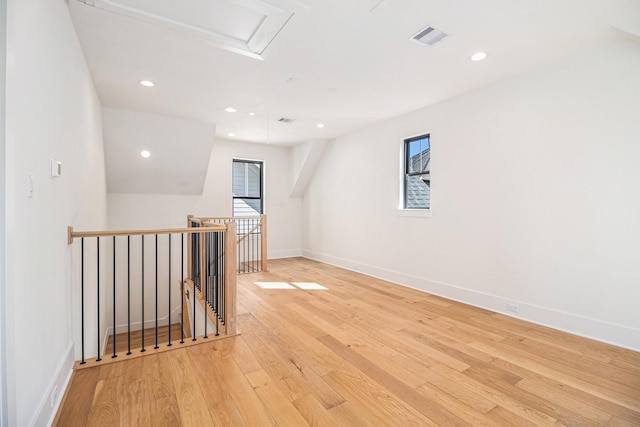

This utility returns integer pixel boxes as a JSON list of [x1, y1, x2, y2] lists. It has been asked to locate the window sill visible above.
[[397, 209, 432, 218]]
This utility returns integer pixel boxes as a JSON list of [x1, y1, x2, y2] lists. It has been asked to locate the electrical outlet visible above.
[[506, 303, 520, 313]]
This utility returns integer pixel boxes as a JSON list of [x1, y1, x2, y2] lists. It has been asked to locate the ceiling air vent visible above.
[[411, 26, 448, 46], [278, 117, 295, 123]]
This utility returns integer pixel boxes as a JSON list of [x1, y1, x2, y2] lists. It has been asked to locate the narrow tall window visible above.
[[404, 134, 430, 209], [232, 159, 263, 217]]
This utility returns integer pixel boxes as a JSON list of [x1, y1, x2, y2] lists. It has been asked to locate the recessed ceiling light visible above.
[[316, 123, 325, 128], [140, 150, 151, 158], [470, 52, 487, 61], [248, 112, 256, 116], [224, 107, 237, 113], [228, 133, 236, 137], [139, 80, 155, 87]]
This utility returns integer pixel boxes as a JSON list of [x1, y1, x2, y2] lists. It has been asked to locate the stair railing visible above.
[[67, 223, 237, 366], [188, 214, 267, 273]]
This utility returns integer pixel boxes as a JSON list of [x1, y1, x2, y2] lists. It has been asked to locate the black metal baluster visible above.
[[180, 233, 184, 344], [247, 219, 250, 272], [96, 237, 101, 362], [80, 238, 86, 364], [141, 235, 145, 353], [168, 233, 172, 347], [204, 232, 209, 339], [251, 218, 254, 272], [127, 236, 131, 355], [154, 234, 159, 349], [219, 231, 223, 321], [221, 230, 225, 325], [215, 231, 220, 336], [192, 232, 197, 341], [214, 231, 218, 318], [112, 236, 117, 359]]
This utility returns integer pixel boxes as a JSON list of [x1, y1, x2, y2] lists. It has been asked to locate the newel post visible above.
[[186, 215, 194, 280], [261, 214, 268, 272], [225, 221, 237, 334]]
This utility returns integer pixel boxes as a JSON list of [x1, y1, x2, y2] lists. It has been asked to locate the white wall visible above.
[[302, 39, 640, 351], [3, 0, 108, 425], [108, 138, 303, 259], [0, 0, 8, 424]]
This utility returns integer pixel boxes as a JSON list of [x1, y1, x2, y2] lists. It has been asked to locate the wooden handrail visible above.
[[187, 214, 268, 273], [67, 225, 226, 244]]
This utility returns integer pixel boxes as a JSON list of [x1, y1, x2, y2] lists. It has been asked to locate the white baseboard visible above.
[[268, 249, 302, 259], [32, 342, 74, 427], [105, 305, 182, 337], [302, 250, 640, 352]]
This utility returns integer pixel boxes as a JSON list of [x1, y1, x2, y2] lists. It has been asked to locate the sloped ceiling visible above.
[[103, 108, 215, 195]]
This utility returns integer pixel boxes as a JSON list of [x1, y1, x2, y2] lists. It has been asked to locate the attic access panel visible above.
[[75, 0, 294, 59]]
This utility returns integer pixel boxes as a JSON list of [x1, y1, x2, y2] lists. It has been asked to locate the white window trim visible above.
[[398, 133, 432, 217], [397, 208, 432, 217]]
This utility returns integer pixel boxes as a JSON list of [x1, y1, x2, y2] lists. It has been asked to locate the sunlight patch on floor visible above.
[[253, 281, 328, 290], [290, 282, 328, 290], [254, 282, 296, 289]]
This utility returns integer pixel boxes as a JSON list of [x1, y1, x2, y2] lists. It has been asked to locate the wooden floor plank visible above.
[[323, 369, 438, 426], [165, 350, 217, 426], [292, 394, 352, 427], [52, 368, 100, 427], [245, 369, 312, 426], [86, 377, 121, 426], [187, 341, 250, 427], [471, 340, 640, 412], [319, 334, 469, 426], [55, 257, 640, 426]]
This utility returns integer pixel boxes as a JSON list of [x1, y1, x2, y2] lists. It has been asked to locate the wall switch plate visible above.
[[50, 159, 62, 178]]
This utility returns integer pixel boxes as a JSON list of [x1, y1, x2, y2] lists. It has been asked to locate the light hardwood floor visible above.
[[104, 323, 184, 356], [54, 257, 640, 426]]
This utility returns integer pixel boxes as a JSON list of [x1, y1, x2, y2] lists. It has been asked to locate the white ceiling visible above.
[[68, 0, 640, 192]]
